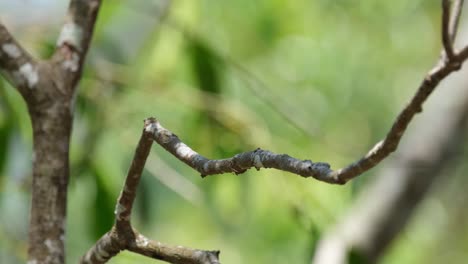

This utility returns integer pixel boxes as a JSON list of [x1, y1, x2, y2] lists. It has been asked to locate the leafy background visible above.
[[1, 0, 467, 263]]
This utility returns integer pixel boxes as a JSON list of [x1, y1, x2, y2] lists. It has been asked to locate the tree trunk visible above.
[[27, 77, 74, 263]]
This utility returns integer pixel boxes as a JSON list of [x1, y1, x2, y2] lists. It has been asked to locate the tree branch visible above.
[[114, 118, 154, 234], [144, 56, 457, 185], [81, 119, 220, 264], [0, 23, 38, 96], [129, 231, 220, 264], [443, 0, 455, 59], [145, 1, 468, 185], [449, 0, 464, 42], [312, 66, 468, 264], [146, 118, 335, 181], [81, 227, 220, 264], [52, 0, 102, 88], [80, 228, 122, 263]]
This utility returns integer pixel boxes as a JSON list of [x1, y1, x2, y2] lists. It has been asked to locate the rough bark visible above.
[[28, 89, 74, 264]]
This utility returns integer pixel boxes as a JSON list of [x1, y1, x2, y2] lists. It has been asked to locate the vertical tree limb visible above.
[[449, 0, 464, 42], [443, 0, 456, 59], [52, 0, 102, 90]]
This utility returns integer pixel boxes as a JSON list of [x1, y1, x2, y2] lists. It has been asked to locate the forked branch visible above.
[[81, 119, 220, 264]]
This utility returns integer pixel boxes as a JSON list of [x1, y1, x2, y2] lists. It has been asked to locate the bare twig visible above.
[[443, 0, 455, 59], [0, 23, 37, 96], [81, 119, 220, 264], [114, 118, 154, 233], [81, 227, 220, 264], [129, 231, 220, 264], [449, 0, 465, 42], [146, 118, 334, 181]]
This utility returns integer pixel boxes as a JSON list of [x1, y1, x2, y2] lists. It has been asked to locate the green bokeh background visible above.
[[1, 1, 467, 263]]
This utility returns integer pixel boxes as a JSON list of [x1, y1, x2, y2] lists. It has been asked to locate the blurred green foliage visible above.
[[1, 1, 467, 264]]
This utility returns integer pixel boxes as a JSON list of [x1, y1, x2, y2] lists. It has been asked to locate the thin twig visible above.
[[443, 0, 455, 59], [449, 0, 465, 42], [129, 231, 221, 264], [146, 118, 334, 181], [114, 118, 154, 232]]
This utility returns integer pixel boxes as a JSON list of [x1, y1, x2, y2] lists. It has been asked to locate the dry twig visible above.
[[80, 119, 220, 264]]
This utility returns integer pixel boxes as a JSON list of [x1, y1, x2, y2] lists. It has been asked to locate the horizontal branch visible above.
[[146, 118, 335, 181], [129, 231, 221, 264], [81, 227, 220, 264], [143, 56, 457, 185], [145, 0, 468, 184], [0, 23, 38, 95]]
